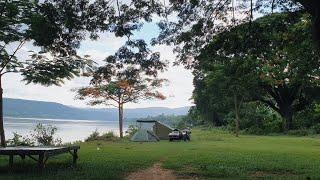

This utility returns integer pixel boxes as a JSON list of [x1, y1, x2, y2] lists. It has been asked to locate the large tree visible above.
[[195, 12, 320, 131], [194, 62, 257, 136], [76, 68, 167, 138], [76, 38, 167, 138]]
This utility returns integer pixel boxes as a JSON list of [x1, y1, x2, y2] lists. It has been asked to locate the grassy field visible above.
[[0, 128, 320, 179]]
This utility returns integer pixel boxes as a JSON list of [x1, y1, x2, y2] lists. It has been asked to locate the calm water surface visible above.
[[4, 117, 127, 143]]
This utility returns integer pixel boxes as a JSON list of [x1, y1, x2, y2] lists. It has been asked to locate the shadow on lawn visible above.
[[0, 157, 79, 175]]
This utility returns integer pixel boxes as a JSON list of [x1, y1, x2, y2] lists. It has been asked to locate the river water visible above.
[[3, 117, 127, 143]]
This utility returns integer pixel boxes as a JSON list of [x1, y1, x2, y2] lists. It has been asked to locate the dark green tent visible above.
[[130, 120, 173, 142], [130, 129, 159, 142]]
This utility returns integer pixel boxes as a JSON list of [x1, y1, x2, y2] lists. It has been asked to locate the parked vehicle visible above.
[[182, 128, 191, 141], [168, 128, 191, 141], [168, 129, 182, 141]]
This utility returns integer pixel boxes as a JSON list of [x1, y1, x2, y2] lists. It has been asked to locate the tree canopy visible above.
[[75, 44, 168, 137], [150, 0, 320, 67], [193, 12, 320, 132]]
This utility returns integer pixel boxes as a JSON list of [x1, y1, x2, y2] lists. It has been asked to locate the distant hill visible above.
[[3, 98, 190, 121]]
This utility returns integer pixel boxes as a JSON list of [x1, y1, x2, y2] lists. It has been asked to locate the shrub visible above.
[[85, 129, 100, 142], [311, 124, 320, 134], [230, 102, 283, 135], [7, 132, 34, 146], [7, 123, 61, 146], [244, 127, 265, 135], [287, 129, 309, 136], [85, 130, 119, 142], [125, 125, 138, 137], [32, 123, 62, 146], [100, 131, 118, 141]]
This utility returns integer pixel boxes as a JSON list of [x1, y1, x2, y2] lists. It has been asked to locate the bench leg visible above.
[[73, 149, 78, 165], [20, 154, 26, 160], [9, 155, 13, 169], [38, 153, 45, 170]]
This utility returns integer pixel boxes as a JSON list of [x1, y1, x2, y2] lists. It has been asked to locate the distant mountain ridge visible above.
[[3, 98, 190, 121]]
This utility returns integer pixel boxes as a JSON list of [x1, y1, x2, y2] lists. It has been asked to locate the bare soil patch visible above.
[[125, 163, 197, 180]]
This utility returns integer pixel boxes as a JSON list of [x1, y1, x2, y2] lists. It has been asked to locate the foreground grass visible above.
[[0, 128, 320, 179]]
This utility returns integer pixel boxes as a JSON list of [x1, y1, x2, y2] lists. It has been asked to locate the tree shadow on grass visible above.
[[0, 156, 81, 178]]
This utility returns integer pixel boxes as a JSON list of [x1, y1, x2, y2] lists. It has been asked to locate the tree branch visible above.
[[0, 0, 8, 18], [271, 0, 275, 13], [259, 98, 280, 114], [0, 40, 26, 73], [1, 70, 17, 76]]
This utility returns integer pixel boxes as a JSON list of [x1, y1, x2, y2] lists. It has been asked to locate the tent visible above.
[[130, 129, 159, 142], [130, 120, 173, 142]]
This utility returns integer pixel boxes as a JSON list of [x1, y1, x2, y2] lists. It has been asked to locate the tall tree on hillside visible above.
[[195, 12, 320, 131], [76, 39, 167, 138]]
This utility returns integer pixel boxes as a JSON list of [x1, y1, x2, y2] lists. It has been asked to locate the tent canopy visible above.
[[130, 129, 159, 142], [131, 120, 173, 142]]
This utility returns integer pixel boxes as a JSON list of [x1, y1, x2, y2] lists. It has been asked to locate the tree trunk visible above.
[[234, 94, 240, 137], [0, 75, 5, 147], [280, 105, 294, 132], [118, 103, 124, 138]]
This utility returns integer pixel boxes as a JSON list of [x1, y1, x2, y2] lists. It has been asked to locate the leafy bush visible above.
[[225, 102, 283, 135], [287, 129, 309, 136], [7, 132, 34, 146], [294, 104, 320, 129], [311, 124, 320, 134], [125, 125, 138, 137], [7, 123, 61, 146], [101, 131, 118, 141], [85, 130, 119, 142], [32, 123, 62, 146], [85, 129, 100, 142]]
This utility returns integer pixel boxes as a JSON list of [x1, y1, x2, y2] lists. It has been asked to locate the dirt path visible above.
[[125, 163, 180, 180]]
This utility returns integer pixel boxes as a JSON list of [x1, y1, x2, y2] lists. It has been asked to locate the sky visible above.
[[3, 23, 194, 109]]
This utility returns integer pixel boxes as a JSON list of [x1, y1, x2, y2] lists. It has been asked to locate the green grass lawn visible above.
[[1, 128, 320, 179]]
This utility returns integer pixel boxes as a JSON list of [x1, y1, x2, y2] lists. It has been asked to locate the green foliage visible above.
[[32, 123, 62, 146], [6, 123, 61, 146], [293, 103, 320, 129], [76, 53, 167, 138], [311, 124, 320, 134], [192, 12, 320, 133], [85, 130, 119, 142], [125, 125, 139, 137], [287, 129, 310, 136], [7, 132, 34, 147], [240, 103, 283, 135], [154, 0, 301, 67], [85, 129, 100, 142]]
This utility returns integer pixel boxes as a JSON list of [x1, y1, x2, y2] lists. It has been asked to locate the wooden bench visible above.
[[0, 146, 80, 170]]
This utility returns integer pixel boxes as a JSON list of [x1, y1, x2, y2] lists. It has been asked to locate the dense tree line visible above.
[[191, 12, 320, 135]]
